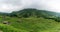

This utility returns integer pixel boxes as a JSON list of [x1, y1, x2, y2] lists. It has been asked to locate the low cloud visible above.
[[0, 0, 60, 13]]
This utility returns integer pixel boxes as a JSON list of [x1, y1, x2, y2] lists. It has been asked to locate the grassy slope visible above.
[[0, 17, 60, 32], [0, 24, 28, 32]]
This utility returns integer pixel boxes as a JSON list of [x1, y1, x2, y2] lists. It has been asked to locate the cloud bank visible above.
[[0, 0, 60, 13]]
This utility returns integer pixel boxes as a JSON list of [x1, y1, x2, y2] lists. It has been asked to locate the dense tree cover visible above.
[[10, 9, 57, 17], [9, 9, 59, 22], [0, 8, 59, 22]]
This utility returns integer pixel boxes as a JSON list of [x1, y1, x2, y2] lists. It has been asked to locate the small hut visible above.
[[3, 21, 10, 25]]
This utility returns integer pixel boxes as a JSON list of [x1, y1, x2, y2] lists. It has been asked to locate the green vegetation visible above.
[[10, 9, 57, 18], [0, 24, 28, 32], [0, 17, 60, 32], [0, 9, 60, 32]]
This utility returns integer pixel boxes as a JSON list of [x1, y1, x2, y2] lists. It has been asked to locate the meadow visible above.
[[0, 17, 59, 32]]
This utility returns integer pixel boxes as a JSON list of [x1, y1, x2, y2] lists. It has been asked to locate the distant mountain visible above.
[[9, 9, 58, 18], [0, 8, 60, 22], [0, 8, 59, 18], [56, 13, 60, 17], [0, 12, 9, 16]]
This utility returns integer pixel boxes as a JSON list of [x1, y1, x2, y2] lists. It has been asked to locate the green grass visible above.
[[0, 24, 28, 32], [0, 17, 60, 32]]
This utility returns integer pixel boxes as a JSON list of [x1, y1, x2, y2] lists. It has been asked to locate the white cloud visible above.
[[0, 4, 24, 13], [0, 0, 60, 13]]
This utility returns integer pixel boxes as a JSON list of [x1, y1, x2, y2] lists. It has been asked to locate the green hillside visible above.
[[0, 9, 60, 32], [10, 9, 57, 18], [0, 17, 59, 32]]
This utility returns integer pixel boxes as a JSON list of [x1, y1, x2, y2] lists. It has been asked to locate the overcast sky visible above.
[[0, 0, 60, 13]]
